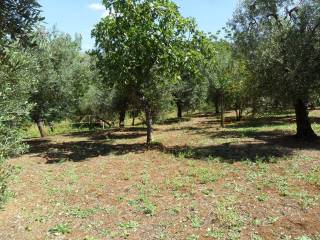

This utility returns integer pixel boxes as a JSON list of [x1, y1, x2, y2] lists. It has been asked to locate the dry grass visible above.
[[0, 112, 320, 240]]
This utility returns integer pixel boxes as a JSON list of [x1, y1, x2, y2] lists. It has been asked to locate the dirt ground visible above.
[[0, 113, 319, 240]]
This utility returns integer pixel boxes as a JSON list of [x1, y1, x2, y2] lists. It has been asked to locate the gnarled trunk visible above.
[[36, 119, 47, 138], [145, 108, 153, 144], [294, 99, 317, 139]]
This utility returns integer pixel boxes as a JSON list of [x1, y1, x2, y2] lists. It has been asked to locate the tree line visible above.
[[0, 0, 319, 204]]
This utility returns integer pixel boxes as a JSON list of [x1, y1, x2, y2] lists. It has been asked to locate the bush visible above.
[[0, 42, 36, 206], [0, 157, 14, 207]]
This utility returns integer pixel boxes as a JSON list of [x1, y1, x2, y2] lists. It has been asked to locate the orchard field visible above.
[[1, 111, 319, 240], [1, 1, 320, 239]]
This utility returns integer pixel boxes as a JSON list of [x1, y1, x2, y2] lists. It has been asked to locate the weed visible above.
[[276, 177, 289, 197], [177, 148, 194, 159], [118, 221, 139, 238], [187, 234, 199, 240], [67, 207, 97, 219], [206, 228, 225, 239], [301, 167, 320, 187], [257, 192, 269, 202], [212, 197, 243, 240], [201, 188, 214, 196], [251, 234, 264, 240], [34, 215, 49, 223], [267, 216, 279, 224], [48, 223, 71, 235], [295, 236, 312, 240], [252, 218, 262, 226], [189, 215, 202, 228], [169, 175, 193, 191], [188, 167, 219, 184], [169, 205, 182, 215], [128, 194, 157, 216]]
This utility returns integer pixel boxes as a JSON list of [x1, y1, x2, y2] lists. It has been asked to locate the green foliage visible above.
[[118, 221, 139, 231], [92, 0, 200, 142], [173, 33, 208, 116], [230, 0, 320, 136], [0, 159, 14, 207], [0, 0, 43, 45], [202, 36, 251, 124], [67, 207, 97, 219], [0, 42, 36, 206], [29, 28, 87, 129], [48, 223, 72, 235]]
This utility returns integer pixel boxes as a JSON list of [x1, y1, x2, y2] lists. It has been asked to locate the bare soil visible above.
[[0, 113, 319, 240]]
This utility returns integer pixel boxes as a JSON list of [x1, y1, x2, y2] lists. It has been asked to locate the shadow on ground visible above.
[[25, 114, 320, 164], [26, 138, 163, 164]]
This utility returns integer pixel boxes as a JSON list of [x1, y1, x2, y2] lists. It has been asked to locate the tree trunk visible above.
[[220, 92, 225, 128], [132, 116, 135, 126], [177, 102, 182, 119], [145, 109, 153, 144], [214, 94, 220, 114], [294, 99, 317, 139], [235, 108, 242, 121], [37, 119, 47, 138], [235, 110, 239, 121], [119, 109, 126, 128]]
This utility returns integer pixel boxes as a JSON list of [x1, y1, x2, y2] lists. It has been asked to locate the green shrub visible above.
[[0, 158, 14, 207]]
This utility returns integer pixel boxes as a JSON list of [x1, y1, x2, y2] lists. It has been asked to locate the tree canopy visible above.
[[92, 0, 201, 143], [230, 0, 320, 138], [0, 0, 43, 45]]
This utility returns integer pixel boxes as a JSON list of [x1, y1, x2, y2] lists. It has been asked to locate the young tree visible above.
[[203, 39, 236, 127], [92, 0, 198, 143], [174, 34, 208, 119], [230, 0, 320, 139], [29, 29, 84, 137]]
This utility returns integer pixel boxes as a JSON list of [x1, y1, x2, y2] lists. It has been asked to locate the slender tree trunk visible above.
[[235, 109, 239, 121], [36, 119, 47, 138], [235, 108, 242, 121], [294, 99, 317, 139], [214, 94, 220, 114], [132, 116, 135, 126], [220, 92, 225, 128], [177, 102, 182, 119], [119, 109, 126, 128], [145, 108, 153, 144]]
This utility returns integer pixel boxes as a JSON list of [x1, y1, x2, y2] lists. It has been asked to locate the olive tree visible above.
[[0, 0, 42, 45], [30, 29, 84, 137], [0, 0, 41, 205], [92, 0, 198, 143], [230, 0, 320, 139], [0, 43, 36, 204]]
